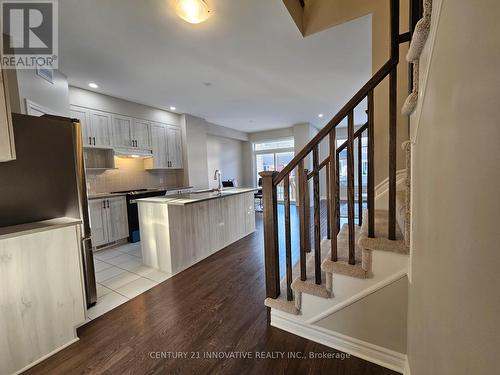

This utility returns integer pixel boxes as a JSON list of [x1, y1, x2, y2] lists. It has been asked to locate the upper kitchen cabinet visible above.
[[149, 123, 168, 169], [0, 67, 16, 162], [70, 105, 111, 148], [167, 125, 183, 169], [111, 114, 133, 148], [132, 119, 151, 150], [70, 106, 91, 145], [147, 123, 183, 170], [89, 110, 112, 148]]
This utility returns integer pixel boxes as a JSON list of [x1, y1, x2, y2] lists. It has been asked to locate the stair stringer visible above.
[[270, 249, 408, 323], [270, 273, 409, 374], [269, 253, 409, 373]]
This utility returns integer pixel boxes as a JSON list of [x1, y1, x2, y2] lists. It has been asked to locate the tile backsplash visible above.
[[86, 157, 184, 194]]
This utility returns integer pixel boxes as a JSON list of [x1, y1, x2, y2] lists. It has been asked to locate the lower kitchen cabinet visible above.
[[89, 196, 128, 247]]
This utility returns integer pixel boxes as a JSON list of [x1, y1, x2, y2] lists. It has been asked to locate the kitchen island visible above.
[[137, 188, 256, 275]]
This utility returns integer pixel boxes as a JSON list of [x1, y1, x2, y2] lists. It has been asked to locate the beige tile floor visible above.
[[87, 242, 172, 320]]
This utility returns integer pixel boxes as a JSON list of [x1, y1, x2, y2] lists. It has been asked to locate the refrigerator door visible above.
[[70, 117, 97, 307]]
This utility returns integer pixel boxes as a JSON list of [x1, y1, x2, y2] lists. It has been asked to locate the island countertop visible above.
[[136, 187, 258, 206]]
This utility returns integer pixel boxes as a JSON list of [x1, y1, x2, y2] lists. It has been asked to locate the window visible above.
[[337, 136, 368, 184], [254, 139, 294, 152], [254, 138, 296, 201]]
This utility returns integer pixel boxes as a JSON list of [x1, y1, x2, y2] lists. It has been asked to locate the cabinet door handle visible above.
[[102, 200, 106, 209], [93, 137, 96, 145], [89, 137, 92, 145], [107, 200, 110, 208]]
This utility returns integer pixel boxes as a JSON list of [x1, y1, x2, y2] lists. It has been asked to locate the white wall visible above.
[[207, 135, 244, 189], [15, 69, 70, 116], [408, 1, 500, 374], [181, 114, 248, 189]]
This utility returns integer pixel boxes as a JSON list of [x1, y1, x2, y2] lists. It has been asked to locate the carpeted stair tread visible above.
[[321, 224, 363, 264], [359, 209, 409, 254], [291, 276, 331, 299], [265, 296, 299, 315], [321, 258, 369, 278], [320, 224, 371, 279]]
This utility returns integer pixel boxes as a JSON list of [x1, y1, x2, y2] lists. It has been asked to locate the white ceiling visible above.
[[59, 0, 371, 133]]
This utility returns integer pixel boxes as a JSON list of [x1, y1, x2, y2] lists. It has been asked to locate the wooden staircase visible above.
[[261, 0, 419, 317]]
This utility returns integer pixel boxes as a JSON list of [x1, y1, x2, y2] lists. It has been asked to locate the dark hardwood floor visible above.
[[27, 213, 400, 375]]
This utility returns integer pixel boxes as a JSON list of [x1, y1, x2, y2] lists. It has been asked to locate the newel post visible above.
[[259, 171, 280, 299]]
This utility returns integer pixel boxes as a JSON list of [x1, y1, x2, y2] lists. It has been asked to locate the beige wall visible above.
[[284, 0, 410, 185], [317, 277, 408, 353], [408, 1, 500, 374]]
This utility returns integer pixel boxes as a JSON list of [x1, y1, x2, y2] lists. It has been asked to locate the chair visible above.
[[254, 178, 263, 211]]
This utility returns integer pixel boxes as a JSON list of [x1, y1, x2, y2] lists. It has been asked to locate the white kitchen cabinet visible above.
[[89, 199, 108, 247], [70, 106, 92, 146], [89, 196, 128, 247], [70, 106, 112, 148], [148, 123, 183, 169], [132, 119, 151, 150], [90, 110, 112, 148], [106, 197, 129, 242], [111, 114, 133, 148], [167, 125, 183, 169], [150, 123, 168, 169], [0, 67, 16, 162]]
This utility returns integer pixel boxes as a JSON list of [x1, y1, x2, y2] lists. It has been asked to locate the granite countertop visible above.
[[137, 187, 258, 206], [88, 186, 193, 200], [0, 217, 82, 241]]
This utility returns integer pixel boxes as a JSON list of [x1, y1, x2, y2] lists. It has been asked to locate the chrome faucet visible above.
[[214, 170, 222, 192]]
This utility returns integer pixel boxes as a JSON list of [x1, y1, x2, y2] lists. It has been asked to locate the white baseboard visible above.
[[13, 338, 79, 375], [404, 357, 411, 375], [271, 313, 406, 373]]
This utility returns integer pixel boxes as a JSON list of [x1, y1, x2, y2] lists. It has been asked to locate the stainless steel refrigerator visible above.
[[0, 113, 97, 307]]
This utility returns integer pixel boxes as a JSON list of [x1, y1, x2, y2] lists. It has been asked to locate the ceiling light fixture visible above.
[[175, 0, 210, 24], [88, 82, 99, 89], [318, 113, 324, 118], [170, 106, 176, 111]]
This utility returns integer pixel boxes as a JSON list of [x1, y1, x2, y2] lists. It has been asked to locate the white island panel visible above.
[[138, 190, 255, 275]]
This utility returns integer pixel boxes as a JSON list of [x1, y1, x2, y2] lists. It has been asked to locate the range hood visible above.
[[114, 148, 153, 158]]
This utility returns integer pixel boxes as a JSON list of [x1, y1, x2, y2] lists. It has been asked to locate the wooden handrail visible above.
[[260, 0, 408, 317], [274, 59, 397, 186]]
